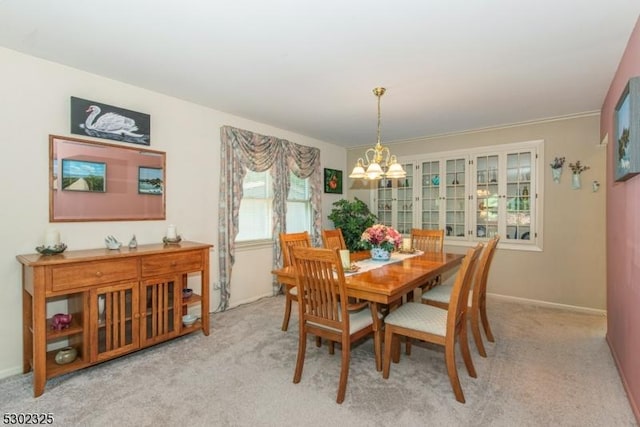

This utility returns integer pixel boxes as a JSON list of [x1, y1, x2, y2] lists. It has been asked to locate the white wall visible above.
[[0, 47, 347, 378]]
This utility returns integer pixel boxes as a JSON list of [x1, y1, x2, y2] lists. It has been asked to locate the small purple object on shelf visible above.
[[182, 288, 193, 299], [51, 313, 72, 330]]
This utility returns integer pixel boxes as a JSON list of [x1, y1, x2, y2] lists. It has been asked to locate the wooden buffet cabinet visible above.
[[17, 241, 212, 397]]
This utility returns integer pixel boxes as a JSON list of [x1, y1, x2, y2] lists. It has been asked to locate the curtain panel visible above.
[[217, 125, 321, 311]]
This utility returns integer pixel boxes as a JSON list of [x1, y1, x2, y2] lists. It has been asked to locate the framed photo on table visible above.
[[324, 168, 343, 194], [614, 76, 640, 182]]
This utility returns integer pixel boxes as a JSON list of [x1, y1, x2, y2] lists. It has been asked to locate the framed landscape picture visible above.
[[324, 168, 343, 194], [614, 76, 640, 182], [138, 166, 164, 195], [61, 159, 106, 192]]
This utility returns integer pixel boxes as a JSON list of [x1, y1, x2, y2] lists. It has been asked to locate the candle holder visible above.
[[35, 243, 67, 255], [162, 235, 182, 245]]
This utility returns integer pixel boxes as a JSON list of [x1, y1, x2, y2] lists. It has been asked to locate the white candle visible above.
[[339, 249, 351, 269], [402, 237, 411, 251], [167, 224, 177, 239], [45, 229, 60, 248]]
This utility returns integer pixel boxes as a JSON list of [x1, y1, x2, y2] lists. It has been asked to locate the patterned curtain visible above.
[[217, 126, 321, 311]]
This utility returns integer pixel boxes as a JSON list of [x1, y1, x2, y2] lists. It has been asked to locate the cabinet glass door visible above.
[[475, 154, 499, 239], [140, 277, 180, 347], [396, 162, 414, 234], [94, 283, 138, 361], [445, 158, 466, 238], [376, 178, 393, 227], [420, 160, 441, 231], [505, 151, 532, 241]]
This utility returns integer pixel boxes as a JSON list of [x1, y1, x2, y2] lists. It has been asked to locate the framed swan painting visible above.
[[70, 96, 151, 145]]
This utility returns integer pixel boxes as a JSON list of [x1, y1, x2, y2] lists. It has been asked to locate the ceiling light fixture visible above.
[[349, 87, 406, 180]]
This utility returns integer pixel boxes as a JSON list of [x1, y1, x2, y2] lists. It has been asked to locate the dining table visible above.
[[272, 250, 464, 306]]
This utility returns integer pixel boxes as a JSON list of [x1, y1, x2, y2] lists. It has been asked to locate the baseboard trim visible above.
[[606, 334, 640, 424], [487, 293, 606, 316], [0, 366, 24, 380]]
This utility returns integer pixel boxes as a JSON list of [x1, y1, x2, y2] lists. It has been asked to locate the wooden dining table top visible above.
[[272, 251, 464, 305]]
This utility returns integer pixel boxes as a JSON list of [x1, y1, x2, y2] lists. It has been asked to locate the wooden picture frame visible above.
[[614, 76, 640, 182], [70, 96, 151, 145], [324, 168, 343, 194], [50, 134, 166, 222]]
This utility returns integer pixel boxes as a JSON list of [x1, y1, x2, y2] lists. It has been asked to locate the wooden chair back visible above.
[[411, 228, 444, 252], [471, 236, 500, 306], [322, 228, 347, 251], [279, 231, 312, 267], [291, 246, 348, 332], [447, 243, 483, 339]]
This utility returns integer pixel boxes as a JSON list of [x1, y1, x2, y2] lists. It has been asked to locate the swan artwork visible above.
[[79, 105, 150, 144]]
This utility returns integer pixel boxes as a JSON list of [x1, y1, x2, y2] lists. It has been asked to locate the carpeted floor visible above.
[[0, 296, 636, 426]]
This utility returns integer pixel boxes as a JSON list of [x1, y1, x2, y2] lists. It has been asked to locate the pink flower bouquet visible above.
[[361, 224, 402, 252]]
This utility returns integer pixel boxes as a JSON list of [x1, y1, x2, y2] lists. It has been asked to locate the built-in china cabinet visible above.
[[372, 140, 543, 250]]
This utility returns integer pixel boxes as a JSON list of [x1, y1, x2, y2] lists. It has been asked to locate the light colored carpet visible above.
[[0, 296, 636, 426]]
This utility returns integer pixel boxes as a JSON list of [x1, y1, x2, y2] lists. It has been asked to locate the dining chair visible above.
[[278, 231, 312, 331], [290, 246, 382, 404], [421, 236, 500, 357], [382, 244, 483, 403], [408, 228, 445, 298], [322, 228, 347, 251], [405, 228, 445, 355]]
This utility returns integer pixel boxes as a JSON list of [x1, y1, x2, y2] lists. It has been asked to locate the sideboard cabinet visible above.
[[17, 241, 212, 397]]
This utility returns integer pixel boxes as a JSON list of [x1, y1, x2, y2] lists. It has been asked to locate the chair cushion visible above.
[[384, 302, 447, 337], [309, 307, 381, 334], [289, 286, 298, 296], [421, 283, 453, 304]]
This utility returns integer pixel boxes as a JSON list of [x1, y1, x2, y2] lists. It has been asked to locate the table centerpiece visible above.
[[361, 224, 402, 261]]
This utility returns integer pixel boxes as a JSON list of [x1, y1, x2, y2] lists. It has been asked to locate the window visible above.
[[236, 171, 311, 242]]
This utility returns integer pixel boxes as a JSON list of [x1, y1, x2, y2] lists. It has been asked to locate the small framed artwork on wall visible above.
[[614, 76, 640, 182], [324, 168, 343, 194]]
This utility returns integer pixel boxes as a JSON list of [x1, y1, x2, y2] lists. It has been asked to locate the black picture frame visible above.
[[324, 168, 343, 194], [614, 76, 640, 182], [60, 159, 106, 193], [138, 167, 164, 195], [70, 96, 151, 145]]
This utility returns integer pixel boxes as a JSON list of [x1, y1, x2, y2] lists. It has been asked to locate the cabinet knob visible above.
[[171, 261, 177, 267], [134, 313, 141, 319], [95, 271, 103, 277]]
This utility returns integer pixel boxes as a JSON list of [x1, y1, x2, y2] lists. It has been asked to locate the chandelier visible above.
[[349, 87, 406, 180]]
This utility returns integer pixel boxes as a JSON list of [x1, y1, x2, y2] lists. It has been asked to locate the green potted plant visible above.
[[327, 198, 378, 252]]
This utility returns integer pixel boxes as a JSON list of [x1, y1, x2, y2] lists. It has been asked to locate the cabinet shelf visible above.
[[44, 350, 89, 378], [182, 293, 202, 307], [45, 316, 83, 340]]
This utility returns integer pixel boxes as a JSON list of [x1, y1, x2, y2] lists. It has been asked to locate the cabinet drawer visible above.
[[141, 251, 203, 277], [51, 259, 138, 291]]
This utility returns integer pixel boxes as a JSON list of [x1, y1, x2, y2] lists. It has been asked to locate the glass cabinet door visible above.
[[376, 178, 393, 227], [505, 151, 532, 241], [140, 277, 180, 347], [396, 162, 414, 234], [475, 154, 499, 239], [445, 158, 466, 238], [93, 283, 139, 362], [420, 160, 441, 231]]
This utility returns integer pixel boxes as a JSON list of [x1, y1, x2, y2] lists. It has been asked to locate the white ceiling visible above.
[[1, 1, 638, 147]]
